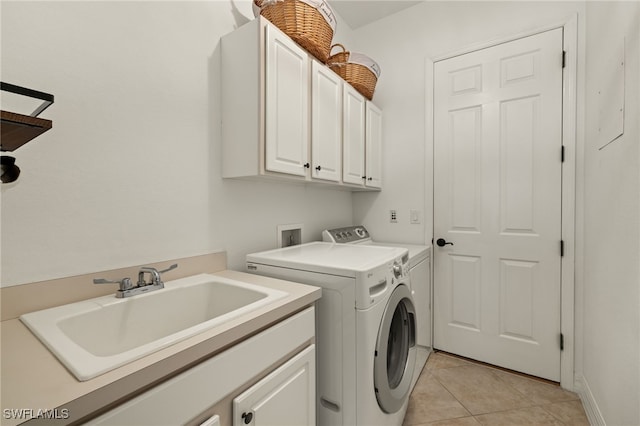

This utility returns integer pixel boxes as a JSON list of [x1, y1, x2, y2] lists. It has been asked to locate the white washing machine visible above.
[[246, 242, 416, 426], [323, 226, 431, 389]]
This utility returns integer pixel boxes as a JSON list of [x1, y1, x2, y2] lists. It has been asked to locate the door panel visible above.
[[434, 28, 563, 381], [342, 86, 366, 185], [311, 61, 342, 182], [265, 25, 309, 176], [365, 102, 383, 188], [450, 106, 482, 232], [450, 254, 481, 330]]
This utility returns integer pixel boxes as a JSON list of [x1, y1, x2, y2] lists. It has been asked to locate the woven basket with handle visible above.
[[326, 44, 378, 101], [255, 0, 334, 63]]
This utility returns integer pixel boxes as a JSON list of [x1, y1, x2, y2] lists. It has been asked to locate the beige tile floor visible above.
[[404, 351, 590, 426]]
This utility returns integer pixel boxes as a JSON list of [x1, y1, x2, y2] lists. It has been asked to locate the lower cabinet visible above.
[[83, 307, 315, 426], [233, 345, 315, 426]]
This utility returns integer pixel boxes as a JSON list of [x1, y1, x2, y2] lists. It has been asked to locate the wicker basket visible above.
[[255, 0, 335, 63], [327, 44, 379, 101]]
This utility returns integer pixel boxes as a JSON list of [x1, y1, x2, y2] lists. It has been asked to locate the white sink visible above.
[[20, 273, 288, 381]]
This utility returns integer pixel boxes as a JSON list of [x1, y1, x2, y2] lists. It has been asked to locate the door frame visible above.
[[425, 15, 578, 390]]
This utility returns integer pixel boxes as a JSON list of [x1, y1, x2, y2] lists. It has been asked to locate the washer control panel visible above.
[[322, 226, 370, 243]]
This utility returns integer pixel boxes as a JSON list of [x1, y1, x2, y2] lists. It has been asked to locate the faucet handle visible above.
[[159, 263, 178, 274], [93, 277, 134, 292]]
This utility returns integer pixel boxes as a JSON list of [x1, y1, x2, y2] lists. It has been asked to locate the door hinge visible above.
[[561, 145, 565, 162], [562, 51, 566, 68], [560, 240, 565, 257], [560, 333, 564, 351]]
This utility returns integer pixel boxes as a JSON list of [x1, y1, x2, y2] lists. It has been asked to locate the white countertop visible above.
[[0, 270, 321, 426]]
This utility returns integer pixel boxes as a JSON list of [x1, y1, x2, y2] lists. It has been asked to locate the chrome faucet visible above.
[[94, 263, 178, 298], [137, 264, 178, 287], [138, 267, 161, 287]]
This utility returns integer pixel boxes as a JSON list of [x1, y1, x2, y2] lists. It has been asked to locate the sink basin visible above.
[[20, 273, 288, 381]]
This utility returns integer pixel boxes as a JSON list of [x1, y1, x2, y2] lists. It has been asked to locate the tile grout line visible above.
[[418, 354, 587, 425], [430, 360, 549, 418], [428, 364, 477, 420]]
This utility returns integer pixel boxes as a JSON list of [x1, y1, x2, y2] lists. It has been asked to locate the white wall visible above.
[[0, 1, 355, 287], [581, 2, 640, 424], [350, 1, 585, 245]]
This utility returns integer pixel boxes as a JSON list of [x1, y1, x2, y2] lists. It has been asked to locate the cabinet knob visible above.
[[241, 412, 253, 424], [362, 176, 367, 180], [303, 163, 310, 168], [368, 177, 373, 181], [315, 165, 322, 171]]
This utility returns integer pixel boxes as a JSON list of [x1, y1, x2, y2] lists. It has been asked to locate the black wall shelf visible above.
[[1, 82, 54, 152]]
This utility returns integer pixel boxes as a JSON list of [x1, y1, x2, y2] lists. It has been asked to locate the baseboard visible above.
[[575, 374, 606, 426]]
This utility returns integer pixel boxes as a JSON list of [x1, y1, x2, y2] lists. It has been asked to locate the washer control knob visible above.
[[392, 262, 402, 279]]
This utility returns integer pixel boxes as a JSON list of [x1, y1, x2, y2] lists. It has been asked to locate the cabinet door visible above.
[[311, 61, 342, 182], [265, 24, 309, 177], [233, 345, 315, 426], [365, 102, 383, 188], [342, 85, 366, 185]]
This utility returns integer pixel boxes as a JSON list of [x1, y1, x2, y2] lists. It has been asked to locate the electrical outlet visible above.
[[390, 210, 398, 223]]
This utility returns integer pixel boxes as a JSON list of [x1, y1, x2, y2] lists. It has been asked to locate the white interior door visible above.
[[433, 28, 564, 381]]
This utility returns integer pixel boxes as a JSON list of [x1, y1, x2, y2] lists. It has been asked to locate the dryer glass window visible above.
[[387, 303, 410, 388]]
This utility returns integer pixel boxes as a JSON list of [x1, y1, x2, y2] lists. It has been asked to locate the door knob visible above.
[[436, 238, 454, 247]]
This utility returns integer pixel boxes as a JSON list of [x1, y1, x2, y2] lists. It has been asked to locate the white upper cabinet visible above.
[[265, 24, 309, 176], [221, 17, 381, 191], [342, 88, 382, 189], [365, 101, 383, 188], [342, 85, 366, 185], [311, 60, 342, 182]]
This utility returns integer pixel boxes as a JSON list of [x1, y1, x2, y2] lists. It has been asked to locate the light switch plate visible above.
[[410, 209, 422, 224]]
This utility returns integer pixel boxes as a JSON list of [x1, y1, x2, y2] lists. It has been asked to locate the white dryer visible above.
[[247, 242, 416, 426], [323, 226, 431, 389]]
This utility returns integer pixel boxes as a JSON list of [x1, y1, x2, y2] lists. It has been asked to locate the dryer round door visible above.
[[374, 283, 417, 414]]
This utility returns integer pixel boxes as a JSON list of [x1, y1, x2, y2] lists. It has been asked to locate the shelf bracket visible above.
[[1, 82, 54, 117]]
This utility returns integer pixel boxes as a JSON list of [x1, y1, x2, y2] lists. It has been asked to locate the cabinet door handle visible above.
[[315, 165, 322, 171], [241, 412, 254, 424], [362, 176, 367, 180], [368, 177, 373, 181], [303, 163, 310, 168]]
